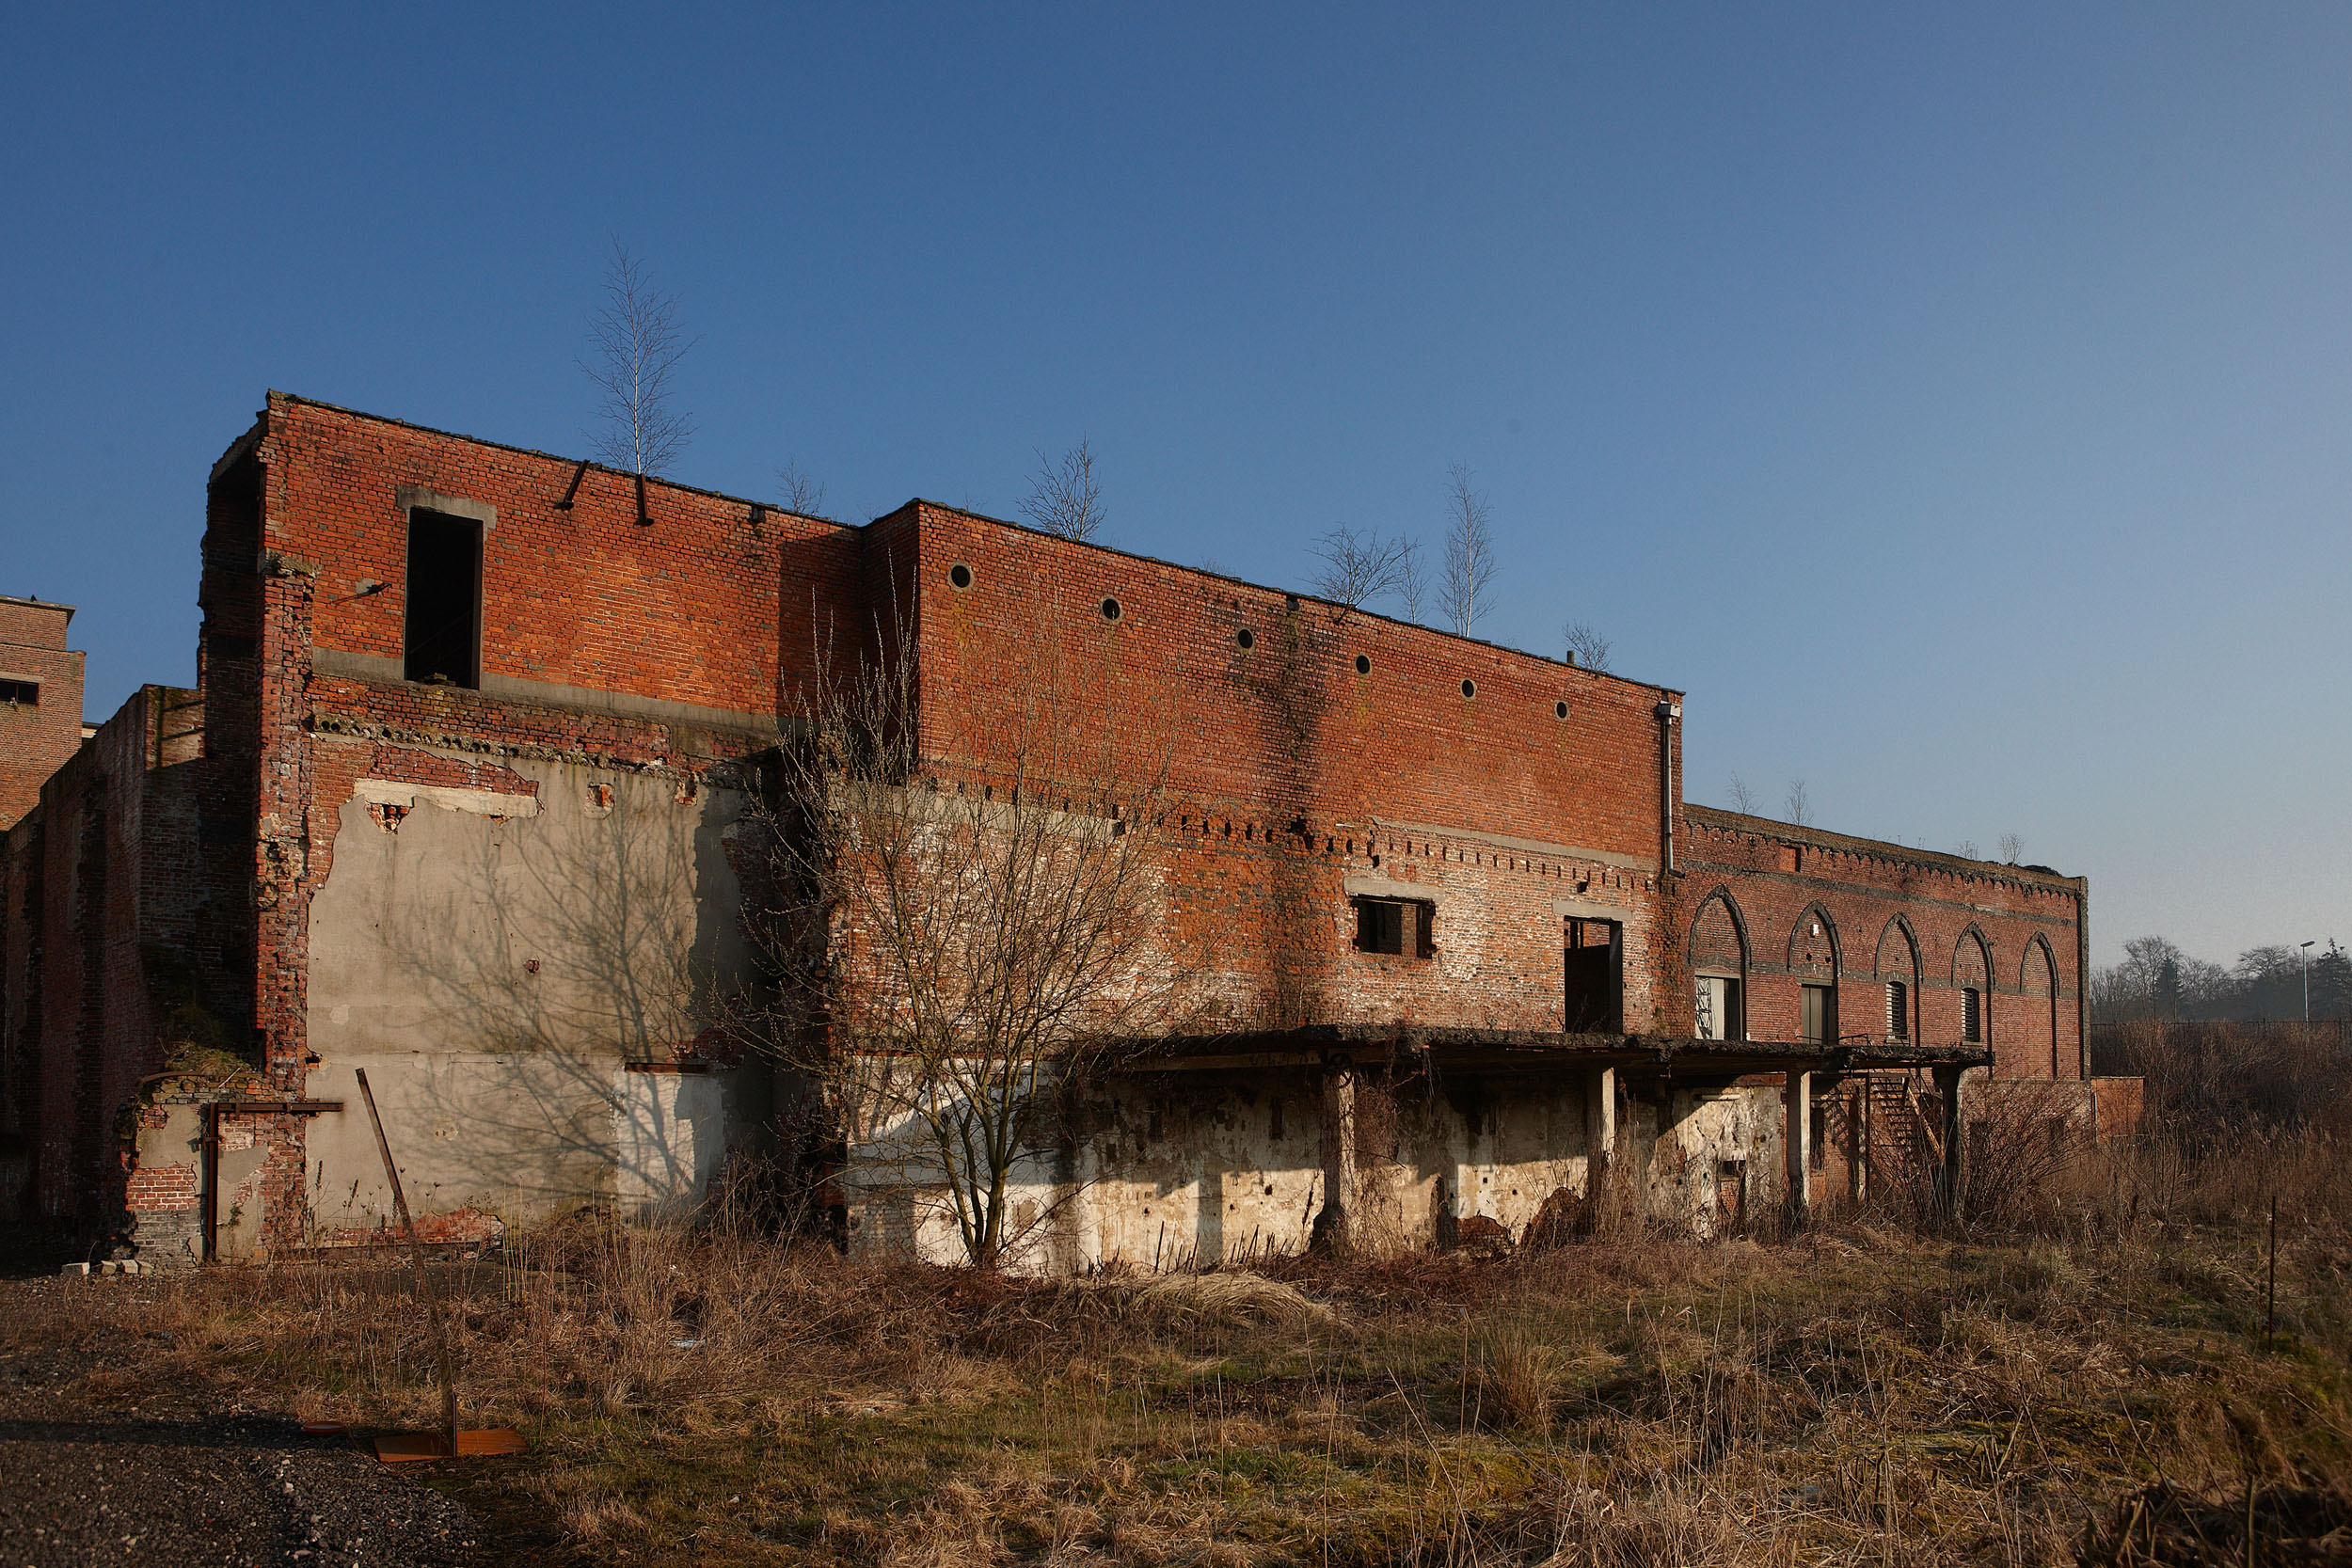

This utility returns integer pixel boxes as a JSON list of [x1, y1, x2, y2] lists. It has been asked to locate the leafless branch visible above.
[[777, 458, 827, 516], [580, 239, 696, 477], [1997, 832, 2024, 865], [1309, 526, 1408, 610], [1021, 439, 1106, 542], [1562, 620, 1612, 672], [1396, 536, 1428, 624], [1784, 778, 1811, 828], [1727, 774, 1759, 816], [1440, 462, 1499, 636], [729, 611, 1190, 1268]]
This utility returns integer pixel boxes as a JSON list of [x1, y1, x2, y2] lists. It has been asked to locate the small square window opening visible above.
[[0, 678, 38, 706]]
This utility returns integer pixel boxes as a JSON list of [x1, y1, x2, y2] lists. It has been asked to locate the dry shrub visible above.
[[1121, 1272, 1334, 1336]]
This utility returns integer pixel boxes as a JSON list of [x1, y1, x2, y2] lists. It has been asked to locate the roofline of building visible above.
[[1684, 802, 2081, 891], [0, 594, 74, 623], [246, 393, 1681, 700], [881, 497, 1682, 697], [248, 392, 857, 531]]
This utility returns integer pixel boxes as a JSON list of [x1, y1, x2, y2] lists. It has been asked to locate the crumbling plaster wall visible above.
[[840, 1065, 1616, 1274], [302, 754, 770, 1236]]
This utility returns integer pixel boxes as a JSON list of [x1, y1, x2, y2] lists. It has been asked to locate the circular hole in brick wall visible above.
[[1554, 700, 1569, 720], [1461, 678, 1477, 699], [1235, 626, 1254, 650], [1354, 654, 1371, 675], [1100, 596, 1122, 621], [947, 562, 974, 590]]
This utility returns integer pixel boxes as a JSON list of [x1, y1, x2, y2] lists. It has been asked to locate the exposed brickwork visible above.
[[0, 596, 86, 832]]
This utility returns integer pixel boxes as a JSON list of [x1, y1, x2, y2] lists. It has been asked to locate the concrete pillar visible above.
[[1932, 1063, 1964, 1219], [1582, 1067, 1616, 1206], [1784, 1069, 1812, 1228], [1311, 1066, 1358, 1253]]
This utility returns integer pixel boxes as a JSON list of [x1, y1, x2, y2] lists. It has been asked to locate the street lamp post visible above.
[[2302, 940, 2317, 1023]]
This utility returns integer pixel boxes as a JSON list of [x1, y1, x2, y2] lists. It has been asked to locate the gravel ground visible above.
[[0, 1271, 495, 1567]]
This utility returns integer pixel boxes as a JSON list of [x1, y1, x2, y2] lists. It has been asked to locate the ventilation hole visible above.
[[1234, 626, 1254, 650], [1461, 678, 1477, 699], [947, 562, 973, 590], [1554, 700, 1569, 720], [1100, 596, 1121, 621], [1354, 654, 1372, 675]]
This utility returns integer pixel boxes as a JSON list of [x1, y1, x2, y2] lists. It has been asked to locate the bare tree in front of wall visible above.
[[581, 239, 696, 479], [731, 619, 1191, 1269], [1439, 461, 1499, 636], [1021, 439, 1106, 542], [777, 458, 827, 517], [1997, 832, 2024, 864], [1563, 620, 1613, 673], [1727, 774, 1760, 816], [1308, 525, 1408, 610], [1784, 778, 1811, 828]]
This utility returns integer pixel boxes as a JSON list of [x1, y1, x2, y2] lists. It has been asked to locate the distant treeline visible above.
[[2090, 935, 2349, 1024]]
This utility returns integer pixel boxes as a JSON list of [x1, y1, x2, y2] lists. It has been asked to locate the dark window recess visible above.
[[1364, 893, 1430, 958], [1800, 984, 1836, 1044], [1809, 1101, 1827, 1169], [1354, 897, 1434, 958], [1885, 980, 1909, 1038], [1962, 987, 1983, 1043], [404, 509, 483, 687], [1564, 916, 1623, 1033], [0, 678, 38, 706], [205, 632, 255, 659]]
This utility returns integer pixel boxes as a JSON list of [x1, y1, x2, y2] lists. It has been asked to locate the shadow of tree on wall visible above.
[[303, 760, 769, 1231]]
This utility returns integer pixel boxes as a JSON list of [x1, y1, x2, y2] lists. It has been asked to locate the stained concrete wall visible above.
[[838, 1064, 1621, 1274], [303, 756, 771, 1235]]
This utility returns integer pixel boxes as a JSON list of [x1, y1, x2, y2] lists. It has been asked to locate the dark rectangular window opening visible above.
[[1354, 897, 1434, 958], [1695, 974, 1742, 1041], [1799, 983, 1836, 1044], [1564, 916, 1624, 1033], [1962, 987, 1983, 1043], [1885, 980, 1910, 1039], [1809, 1101, 1827, 1169], [405, 508, 483, 688], [0, 678, 39, 706]]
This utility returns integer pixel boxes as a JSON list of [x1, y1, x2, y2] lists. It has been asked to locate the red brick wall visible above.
[[1681, 805, 2086, 1077], [0, 597, 85, 831]]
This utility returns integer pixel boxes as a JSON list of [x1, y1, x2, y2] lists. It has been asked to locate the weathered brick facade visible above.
[[0, 394, 2097, 1262], [0, 596, 86, 832]]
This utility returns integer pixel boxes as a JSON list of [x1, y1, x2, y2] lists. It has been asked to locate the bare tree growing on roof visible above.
[[1309, 525, 1410, 610], [730, 611, 1192, 1269], [580, 239, 696, 479], [1784, 778, 1812, 828], [776, 457, 827, 517], [1727, 774, 1760, 815], [1021, 439, 1107, 542], [1563, 620, 1613, 672], [1396, 536, 1430, 624], [1439, 461, 1499, 636], [1997, 832, 2024, 865]]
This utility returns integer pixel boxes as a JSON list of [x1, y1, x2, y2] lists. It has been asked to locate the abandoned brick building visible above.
[[0, 394, 2134, 1268]]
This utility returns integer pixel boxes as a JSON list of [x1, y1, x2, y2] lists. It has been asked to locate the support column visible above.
[[1312, 1065, 1358, 1254], [1784, 1069, 1812, 1228], [1932, 1063, 1964, 1220], [1582, 1067, 1616, 1206]]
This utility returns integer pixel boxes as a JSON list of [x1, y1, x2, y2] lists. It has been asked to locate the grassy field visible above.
[[8, 1029, 2350, 1565]]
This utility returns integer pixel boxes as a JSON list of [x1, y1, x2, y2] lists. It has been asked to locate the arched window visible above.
[[1875, 917, 1921, 1041], [2022, 936, 2060, 1078], [1787, 905, 1841, 1044], [1953, 927, 1994, 1046], [1687, 888, 1748, 1041]]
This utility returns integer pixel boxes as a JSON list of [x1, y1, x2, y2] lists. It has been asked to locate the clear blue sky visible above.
[[4, 4, 2346, 968]]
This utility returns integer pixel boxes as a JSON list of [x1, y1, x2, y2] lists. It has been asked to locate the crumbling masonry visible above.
[[0, 395, 2138, 1266]]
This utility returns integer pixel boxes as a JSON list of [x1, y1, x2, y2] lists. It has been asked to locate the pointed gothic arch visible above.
[[1687, 885, 1750, 1041], [1875, 915, 1922, 1041], [2021, 934, 2060, 1077]]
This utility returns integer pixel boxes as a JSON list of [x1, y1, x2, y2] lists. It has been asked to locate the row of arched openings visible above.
[[1685, 887, 2063, 1071]]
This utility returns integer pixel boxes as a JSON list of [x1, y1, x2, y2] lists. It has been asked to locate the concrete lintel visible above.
[[1553, 895, 1635, 923], [395, 484, 498, 531], [355, 776, 540, 819], [1342, 874, 1442, 904]]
